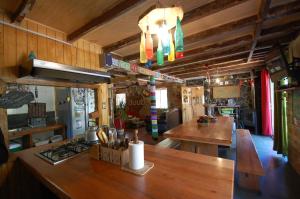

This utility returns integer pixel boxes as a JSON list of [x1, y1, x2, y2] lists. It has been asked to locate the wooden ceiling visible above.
[[0, 0, 299, 79]]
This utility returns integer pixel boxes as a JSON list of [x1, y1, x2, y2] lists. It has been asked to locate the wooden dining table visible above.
[[164, 116, 234, 156]]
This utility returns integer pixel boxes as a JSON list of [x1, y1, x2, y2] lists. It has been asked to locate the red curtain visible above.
[[261, 69, 272, 136]]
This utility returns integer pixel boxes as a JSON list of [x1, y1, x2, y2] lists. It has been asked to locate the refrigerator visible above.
[[55, 88, 96, 139]]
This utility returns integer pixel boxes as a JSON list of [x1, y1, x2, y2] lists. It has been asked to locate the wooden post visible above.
[[0, 80, 8, 148], [149, 76, 158, 139], [250, 70, 256, 109], [97, 83, 109, 126]]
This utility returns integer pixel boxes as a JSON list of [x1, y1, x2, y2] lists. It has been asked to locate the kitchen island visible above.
[[10, 142, 235, 199]]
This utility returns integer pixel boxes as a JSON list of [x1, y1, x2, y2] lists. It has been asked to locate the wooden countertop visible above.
[[16, 143, 235, 199], [164, 116, 233, 146]]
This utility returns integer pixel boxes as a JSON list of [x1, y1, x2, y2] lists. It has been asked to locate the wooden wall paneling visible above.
[[288, 91, 300, 174], [83, 40, 91, 69], [63, 33, 72, 65], [37, 24, 47, 60], [90, 44, 96, 70], [55, 31, 64, 63], [71, 42, 77, 66], [46, 28, 56, 62], [76, 39, 84, 67], [3, 15, 17, 79], [27, 20, 38, 58], [16, 21, 28, 68], [97, 84, 109, 125], [0, 13, 4, 77], [95, 45, 101, 70]]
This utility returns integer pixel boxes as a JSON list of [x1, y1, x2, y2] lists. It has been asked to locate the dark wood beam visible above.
[[261, 19, 300, 36], [166, 59, 246, 75], [124, 34, 252, 61], [179, 64, 264, 79], [181, 0, 249, 25], [157, 52, 250, 73], [103, 0, 251, 53], [268, 1, 300, 19], [154, 42, 251, 71], [67, 0, 146, 42], [247, 0, 272, 62], [173, 61, 264, 77], [11, 0, 35, 23]]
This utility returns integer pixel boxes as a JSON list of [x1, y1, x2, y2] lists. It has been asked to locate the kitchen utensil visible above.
[[96, 127, 108, 145], [85, 126, 99, 144]]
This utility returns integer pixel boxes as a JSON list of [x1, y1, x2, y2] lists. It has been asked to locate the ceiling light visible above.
[[138, 4, 184, 66]]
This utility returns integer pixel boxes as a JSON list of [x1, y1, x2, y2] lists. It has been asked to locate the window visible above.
[[155, 89, 168, 109], [116, 93, 126, 107]]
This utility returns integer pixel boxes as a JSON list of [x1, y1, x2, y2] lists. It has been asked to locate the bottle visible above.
[[157, 38, 164, 66], [174, 16, 184, 58], [168, 32, 175, 62], [160, 21, 170, 55], [145, 26, 154, 60], [140, 32, 147, 63]]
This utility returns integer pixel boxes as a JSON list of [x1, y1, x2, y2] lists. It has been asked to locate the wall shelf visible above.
[[9, 123, 66, 149], [275, 87, 300, 92]]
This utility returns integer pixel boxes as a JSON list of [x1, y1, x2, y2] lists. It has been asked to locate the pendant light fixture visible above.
[[138, 2, 184, 66]]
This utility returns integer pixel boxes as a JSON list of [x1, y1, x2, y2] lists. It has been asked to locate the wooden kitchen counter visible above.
[[14, 143, 235, 199], [164, 116, 234, 156]]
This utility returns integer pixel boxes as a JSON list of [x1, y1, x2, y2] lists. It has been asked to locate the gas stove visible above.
[[36, 139, 91, 165]]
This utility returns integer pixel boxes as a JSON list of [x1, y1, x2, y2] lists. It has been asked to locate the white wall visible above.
[[7, 86, 55, 115]]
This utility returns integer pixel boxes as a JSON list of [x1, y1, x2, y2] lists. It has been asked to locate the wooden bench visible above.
[[236, 129, 264, 191], [156, 138, 180, 149]]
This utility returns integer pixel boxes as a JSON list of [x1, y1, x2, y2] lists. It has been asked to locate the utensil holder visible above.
[[89, 144, 129, 166]]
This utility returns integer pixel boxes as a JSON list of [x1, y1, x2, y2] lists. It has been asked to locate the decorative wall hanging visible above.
[[149, 76, 158, 139]]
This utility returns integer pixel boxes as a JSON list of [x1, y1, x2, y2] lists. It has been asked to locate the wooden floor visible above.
[[131, 127, 300, 199]]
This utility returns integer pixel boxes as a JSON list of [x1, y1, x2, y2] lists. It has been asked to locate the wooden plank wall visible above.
[[0, 13, 102, 80], [287, 91, 300, 175]]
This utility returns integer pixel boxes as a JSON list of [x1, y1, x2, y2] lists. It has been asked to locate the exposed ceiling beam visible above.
[[179, 64, 264, 79], [153, 42, 251, 71], [173, 61, 264, 77], [157, 51, 250, 73], [102, 0, 250, 53], [169, 61, 253, 76], [11, 0, 35, 23], [247, 0, 272, 62], [67, 0, 146, 42], [166, 59, 246, 75], [268, 1, 300, 19], [124, 33, 253, 62], [261, 19, 300, 36]]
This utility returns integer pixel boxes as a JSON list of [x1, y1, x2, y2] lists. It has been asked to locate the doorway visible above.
[[181, 86, 204, 122]]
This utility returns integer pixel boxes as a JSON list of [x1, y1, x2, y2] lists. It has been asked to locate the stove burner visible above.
[[36, 139, 90, 165]]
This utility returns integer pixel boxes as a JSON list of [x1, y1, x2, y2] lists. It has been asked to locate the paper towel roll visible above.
[[129, 141, 144, 170]]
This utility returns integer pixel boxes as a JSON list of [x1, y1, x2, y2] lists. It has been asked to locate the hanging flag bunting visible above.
[[104, 54, 184, 83]]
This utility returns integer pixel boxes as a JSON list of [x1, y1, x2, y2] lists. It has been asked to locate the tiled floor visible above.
[[128, 127, 300, 199]]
